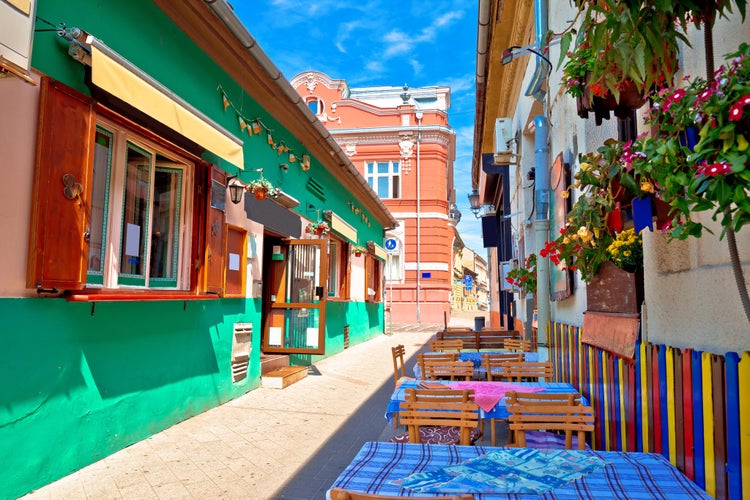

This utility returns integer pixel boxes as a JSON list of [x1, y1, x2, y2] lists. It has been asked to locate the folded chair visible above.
[[506, 391, 593, 450], [330, 488, 473, 500], [390, 388, 482, 445]]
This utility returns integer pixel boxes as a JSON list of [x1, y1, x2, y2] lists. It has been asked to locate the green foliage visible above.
[[631, 43, 750, 240], [506, 254, 538, 294]]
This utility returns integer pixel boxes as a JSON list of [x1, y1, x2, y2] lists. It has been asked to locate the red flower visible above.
[[694, 161, 733, 177], [729, 94, 750, 121]]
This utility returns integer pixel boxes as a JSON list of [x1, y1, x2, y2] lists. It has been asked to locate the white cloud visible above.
[[409, 58, 423, 76]]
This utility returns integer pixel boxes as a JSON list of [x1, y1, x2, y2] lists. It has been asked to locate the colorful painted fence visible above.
[[549, 321, 750, 500]]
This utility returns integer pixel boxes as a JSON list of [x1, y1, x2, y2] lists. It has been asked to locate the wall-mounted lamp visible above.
[[227, 175, 244, 205], [468, 189, 481, 218]]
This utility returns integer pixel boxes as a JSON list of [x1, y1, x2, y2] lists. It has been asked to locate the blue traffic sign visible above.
[[385, 238, 398, 251]]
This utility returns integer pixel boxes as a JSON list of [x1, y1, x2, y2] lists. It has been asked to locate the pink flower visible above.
[[695, 161, 732, 177], [695, 88, 714, 105], [729, 94, 750, 121]]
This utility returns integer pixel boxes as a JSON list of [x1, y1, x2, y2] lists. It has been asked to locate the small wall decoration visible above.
[[305, 220, 330, 237], [247, 176, 280, 200], [218, 85, 311, 171]]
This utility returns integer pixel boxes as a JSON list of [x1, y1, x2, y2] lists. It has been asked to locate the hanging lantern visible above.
[[238, 117, 247, 131], [267, 132, 273, 145], [251, 120, 262, 135]]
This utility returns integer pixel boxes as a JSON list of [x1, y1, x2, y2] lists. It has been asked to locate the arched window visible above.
[[306, 97, 324, 115]]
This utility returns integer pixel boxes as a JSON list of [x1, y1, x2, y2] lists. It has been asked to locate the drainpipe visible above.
[[416, 109, 423, 324], [532, 0, 550, 346]]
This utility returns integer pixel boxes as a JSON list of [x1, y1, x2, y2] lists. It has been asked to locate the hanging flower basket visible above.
[[247, 178, 280, 200], [305, 220, 330, 237], [352, 245, 368, 257], [576, 78, 648, 125]]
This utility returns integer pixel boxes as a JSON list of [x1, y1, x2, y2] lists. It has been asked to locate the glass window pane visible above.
[[307, 100, 318, 114], [377, 162, 389, 173], [149, 166, 182, 285], [119, 143, 152, 281], [327, 241, 339, 297], [377, 177, 389, 198], [287, 243, 321, 303], [393, 162, 399, 173], [87, 127, 113, 283], [366, 162, 374, 174]]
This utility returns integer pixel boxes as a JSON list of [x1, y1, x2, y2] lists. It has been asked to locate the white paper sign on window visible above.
[[228, 253, 240, 271], [269, 327, 282, 347], [306, 327, 318, 348], [125, 223, 141, 256]]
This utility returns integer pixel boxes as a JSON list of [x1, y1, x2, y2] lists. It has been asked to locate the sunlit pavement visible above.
[[22, 313, 485, 500]]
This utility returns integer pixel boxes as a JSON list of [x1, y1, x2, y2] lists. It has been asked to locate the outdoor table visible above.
[[413, 351, 540, 379], [385, 379, 585, 424], [327, 442, 711, 499]]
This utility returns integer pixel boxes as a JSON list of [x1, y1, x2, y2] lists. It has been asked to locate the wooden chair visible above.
[[422, 360, 473, 381], [506, 391, 593, 450], [416, 352, 457, 379], [390, 388, 482, 446], [391, 344, 413, 387], [500, 360, 553, 382], [482, 352, 524, 381], [330, 488, 473, 500], [503, 338, 533, 352], [429, 339, 464, 352]]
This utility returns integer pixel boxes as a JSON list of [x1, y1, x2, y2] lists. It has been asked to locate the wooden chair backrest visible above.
[[504, 338, 533, 352], [430, 339, 464, 352], [330, 488, 474, 500], [399, 388, 479, 445], [417, 352, 457, 379], [422, 360, 473, 381], [391, 344, 407, 385], [500, 361, 553, 382], [482, 352, 524, 381], [506, 391, 594, 450]]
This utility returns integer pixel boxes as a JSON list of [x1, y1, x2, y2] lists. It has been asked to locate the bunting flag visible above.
[[217, 85, 309, 170], [632, 196, 654, 234], [607, 203, 624, 233]]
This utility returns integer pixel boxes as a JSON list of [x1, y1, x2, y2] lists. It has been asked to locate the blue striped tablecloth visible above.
[[327, 442, 711, 499], [386, 379, 586, 423], [412, 351, 540, 379]]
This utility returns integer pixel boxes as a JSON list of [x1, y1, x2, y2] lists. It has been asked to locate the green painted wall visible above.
[[0, 297, 262, 499], [1, 2, 388, 497]]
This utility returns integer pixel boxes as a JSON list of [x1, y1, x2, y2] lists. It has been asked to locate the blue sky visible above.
[[234, 0, 485, 254]]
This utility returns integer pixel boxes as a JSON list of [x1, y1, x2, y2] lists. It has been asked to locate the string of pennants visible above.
[[218, 85, 310, 170]]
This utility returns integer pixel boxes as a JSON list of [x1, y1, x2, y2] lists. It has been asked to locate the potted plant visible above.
[[631, 42, 750, 240], [247, 178, 280, 200], [607, 228, 643, 273], [305, 220, 330, 236], [505, 254, 538, 294], [351, 245, 368, 257]]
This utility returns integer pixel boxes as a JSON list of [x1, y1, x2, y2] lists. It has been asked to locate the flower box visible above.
[[586, 261, 643, 315]]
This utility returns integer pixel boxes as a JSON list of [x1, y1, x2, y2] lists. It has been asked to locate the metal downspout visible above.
[[532, 0, 551, 346]]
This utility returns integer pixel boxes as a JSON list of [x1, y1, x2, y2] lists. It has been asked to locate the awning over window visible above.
[[324, 211, 357, 244], [89, 41, 243, 170], [372, 243, 387, 261]]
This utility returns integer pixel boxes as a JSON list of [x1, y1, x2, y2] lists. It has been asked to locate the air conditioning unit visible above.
[[494, 118, 520, 165]]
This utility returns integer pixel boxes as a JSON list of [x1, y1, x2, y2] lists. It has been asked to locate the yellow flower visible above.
[[561, 191, 570, 199], [577, 226, 593, 243], [641, 180, 654, 193], [580, 162, 591, 171]]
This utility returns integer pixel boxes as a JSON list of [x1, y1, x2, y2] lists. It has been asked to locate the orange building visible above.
[[291, 72, 459, 325]]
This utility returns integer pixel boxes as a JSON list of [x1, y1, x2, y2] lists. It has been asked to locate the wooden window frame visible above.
[[365, 254, 383, 303], [326, 235, 350, 300], [27, 77, 218, 301]]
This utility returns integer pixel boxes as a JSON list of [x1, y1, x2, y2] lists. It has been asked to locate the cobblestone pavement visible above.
[[22, 313, 486, 500]]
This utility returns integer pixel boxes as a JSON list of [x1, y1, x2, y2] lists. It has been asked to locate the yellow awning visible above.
[[326, 211, 357, 244], [90, 43, 243, 170], [373, 244, 387, 261]]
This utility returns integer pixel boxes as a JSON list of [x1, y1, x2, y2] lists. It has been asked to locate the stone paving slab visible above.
[[21, 323, 459, 500]]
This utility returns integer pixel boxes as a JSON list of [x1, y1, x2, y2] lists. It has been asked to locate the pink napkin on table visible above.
[[450, 382, 545, 412]]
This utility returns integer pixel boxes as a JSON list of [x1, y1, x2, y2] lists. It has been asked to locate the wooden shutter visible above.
[[27, 77, 96, 291], [203, 165, 226, 294]]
